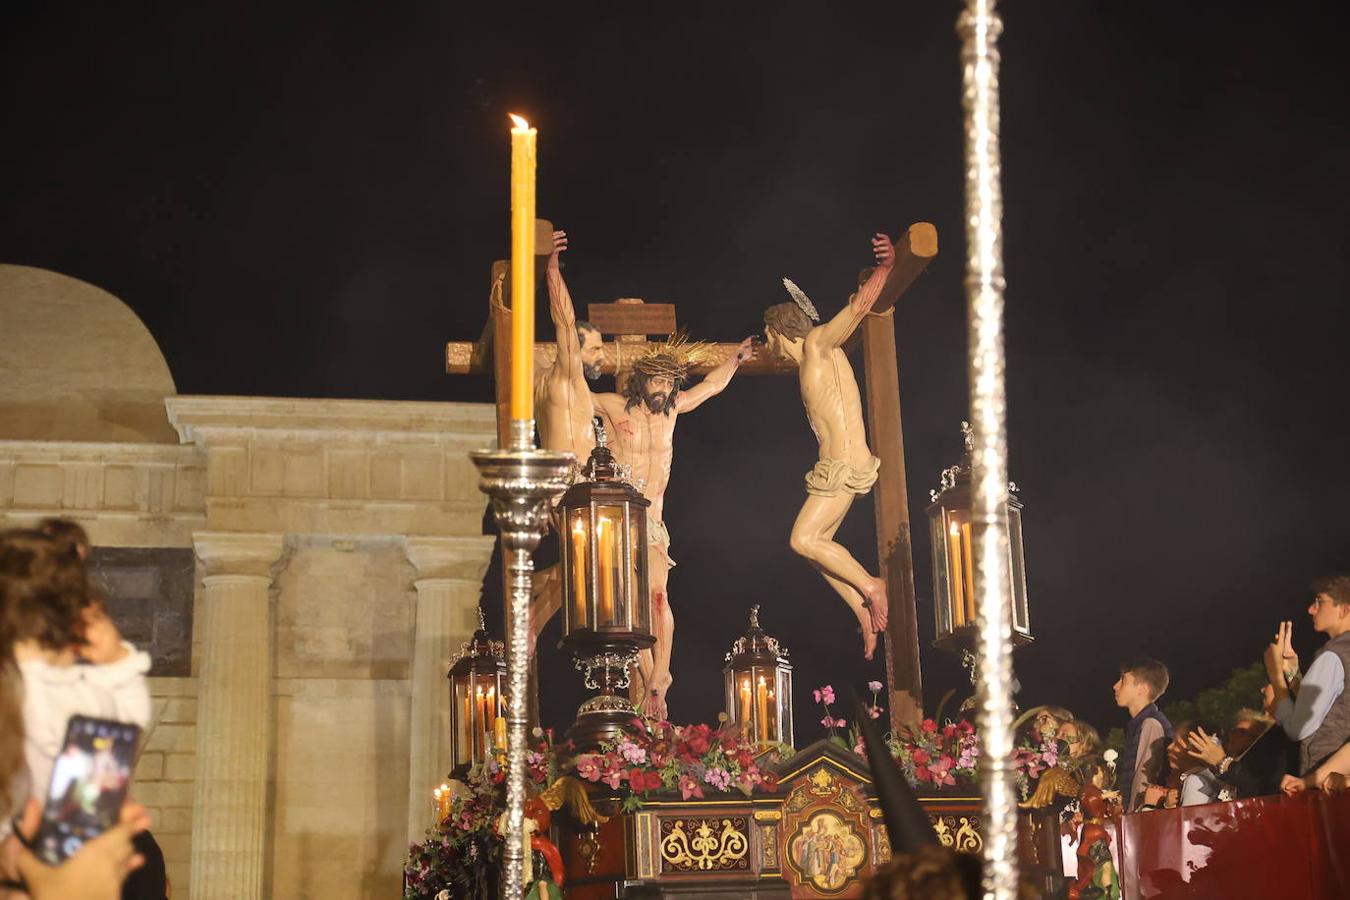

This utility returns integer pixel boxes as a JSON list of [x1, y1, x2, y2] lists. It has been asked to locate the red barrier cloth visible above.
[[1108, 791, 1350, 899]]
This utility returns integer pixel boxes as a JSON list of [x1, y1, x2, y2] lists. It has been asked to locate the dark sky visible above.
[[3, 2, 1347, 742]]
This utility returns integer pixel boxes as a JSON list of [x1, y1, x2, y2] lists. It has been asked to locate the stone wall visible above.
[[133, 677, 199, 894], [0, 396, 497, 899]]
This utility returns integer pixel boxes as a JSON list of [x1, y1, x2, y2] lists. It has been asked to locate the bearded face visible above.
[[623, 370, 678, 415], [643, 375, 676, 413]]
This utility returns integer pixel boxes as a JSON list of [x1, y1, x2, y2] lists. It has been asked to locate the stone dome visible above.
[[0, 264, 178, 442]]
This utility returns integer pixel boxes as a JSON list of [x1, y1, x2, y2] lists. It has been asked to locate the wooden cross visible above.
[[445, 220, 938, 732]]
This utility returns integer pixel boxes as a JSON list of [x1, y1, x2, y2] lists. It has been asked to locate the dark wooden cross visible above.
[[445, 220, 938, 731]]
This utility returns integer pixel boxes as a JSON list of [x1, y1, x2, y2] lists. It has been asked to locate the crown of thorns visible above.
[[632, 331, 714, 383]]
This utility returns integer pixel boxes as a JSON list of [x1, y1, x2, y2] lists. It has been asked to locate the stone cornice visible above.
[[165, 396, 495, 446], [0, 440, 199, 464]]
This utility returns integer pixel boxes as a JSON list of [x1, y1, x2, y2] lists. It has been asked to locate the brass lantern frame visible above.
[[446, 607, 507, 778], [723, 605, 794, 748], [926, 423, 1031, 656], [558, 423, 656, 750]]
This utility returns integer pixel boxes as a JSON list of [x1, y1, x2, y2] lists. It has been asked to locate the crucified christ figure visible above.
[[529, 228, 605, 644], [594, 334, 757, 719], [762, 232, 895, 660]]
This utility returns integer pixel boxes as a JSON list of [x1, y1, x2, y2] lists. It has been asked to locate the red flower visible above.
[[911, 748, 931, 767], [761, 771, 780, 792], [735, 749, 755, 769], [921, 719, 938, 734], [683, 724, 712, 756], [628, 769, 661, 793], [678, 773, 705, 800]]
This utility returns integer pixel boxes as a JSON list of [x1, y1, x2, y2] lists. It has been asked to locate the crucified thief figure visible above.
[[594, 335, 758, 719], [529, 229, 606, 644], [762, 232, 895, 659]]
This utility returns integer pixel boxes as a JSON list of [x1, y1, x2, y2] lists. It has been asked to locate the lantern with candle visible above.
[[446, 607, 508, 778], [723, 605, 794, 747], [926, 422, 1032, 663], [558, 419, 654, 751]]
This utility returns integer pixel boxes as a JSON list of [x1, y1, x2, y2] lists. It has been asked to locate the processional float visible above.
[[448, 0, 1018, 894]]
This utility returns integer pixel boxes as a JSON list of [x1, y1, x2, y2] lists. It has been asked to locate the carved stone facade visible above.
[[0, 397, 496, 897]]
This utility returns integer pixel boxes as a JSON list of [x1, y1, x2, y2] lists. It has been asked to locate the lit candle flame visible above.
[[509, 113, 530, 130]]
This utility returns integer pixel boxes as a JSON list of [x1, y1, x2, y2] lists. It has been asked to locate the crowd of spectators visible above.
[[1028, 574, 1350, 816]]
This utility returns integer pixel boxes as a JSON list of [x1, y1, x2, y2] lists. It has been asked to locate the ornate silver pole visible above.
[[472, 419, 573, 899], [958, 1, 1018, 898]]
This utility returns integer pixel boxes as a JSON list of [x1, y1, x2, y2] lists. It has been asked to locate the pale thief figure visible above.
[[529, 228, 606, 646], [762, 233, 895, 659]]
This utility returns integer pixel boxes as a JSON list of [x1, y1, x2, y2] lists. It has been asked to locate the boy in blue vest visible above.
[[1113, 658, 1173, 811]]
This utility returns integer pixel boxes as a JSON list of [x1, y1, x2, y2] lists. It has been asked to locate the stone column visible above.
[[190, 532, 285, 900], [403, 535, 496, 841]]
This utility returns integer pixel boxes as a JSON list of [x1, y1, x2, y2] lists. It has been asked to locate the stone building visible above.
[[0, 264, 496, 897]]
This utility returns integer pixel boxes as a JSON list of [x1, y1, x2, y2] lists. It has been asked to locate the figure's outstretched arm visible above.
[[676, 337, 757, 412], [812, 233, 896, 349], [545, 229, 584, 383]]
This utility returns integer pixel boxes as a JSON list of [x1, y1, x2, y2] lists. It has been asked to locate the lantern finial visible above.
[[749, 604, 760, 629], [476, 605, 486, 634]]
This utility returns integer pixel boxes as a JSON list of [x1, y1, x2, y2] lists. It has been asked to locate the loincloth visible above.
[[804, 456, 881, 497], [648, 514, 676, 568]]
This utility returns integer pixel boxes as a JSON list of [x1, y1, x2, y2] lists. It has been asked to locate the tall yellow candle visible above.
[[960, 521, 976, 626], [948, 521, 965, 627], [509, 114, 537, 424]]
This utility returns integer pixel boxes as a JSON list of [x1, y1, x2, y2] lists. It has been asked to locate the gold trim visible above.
[[659, 818, 750, 872], [775, 754, 871, 785], [754, 809, 783, 822]]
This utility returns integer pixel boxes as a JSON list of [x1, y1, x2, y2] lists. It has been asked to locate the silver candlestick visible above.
[[471, 418, 573, 900]]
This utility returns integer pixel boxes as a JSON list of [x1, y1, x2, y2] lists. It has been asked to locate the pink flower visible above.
[[678, 773, 704, 800], [854, 738, 866, 755], [813, 685, 836, 706], [601, 765, 624, 789], [867, 680, 883, 693], [868, 705, 882, 720], [576, 756, 602, 782]]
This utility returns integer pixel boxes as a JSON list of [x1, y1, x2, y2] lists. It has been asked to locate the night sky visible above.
[[3, 3, 1347, 743]]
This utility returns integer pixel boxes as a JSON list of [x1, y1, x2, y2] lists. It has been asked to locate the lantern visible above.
[[558, 421, 655, 751], [723, 605, 794, 747], [446, 607, 507, 777], [926, 422, 1031, 656]]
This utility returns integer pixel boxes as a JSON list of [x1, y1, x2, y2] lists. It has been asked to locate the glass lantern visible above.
[[558, 421, 655, 751], [926, 422, 1032, 655], [446, 607, 507, 777], [723, 605, 794, 747]]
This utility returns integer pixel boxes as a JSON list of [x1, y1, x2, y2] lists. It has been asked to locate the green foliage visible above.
[[1163, 662, 1267, 732]]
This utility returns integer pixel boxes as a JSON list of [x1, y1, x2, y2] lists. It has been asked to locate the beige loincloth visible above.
[[648, 514, 676, 567], [804, 456, 881, 497]]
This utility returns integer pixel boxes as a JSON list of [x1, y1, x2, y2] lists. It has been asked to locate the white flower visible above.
[[1103, 749, 1118, 768], [436, 891, 451, 900]]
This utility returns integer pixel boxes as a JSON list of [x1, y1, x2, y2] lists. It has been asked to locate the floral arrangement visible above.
[[574, 717, 783, 812], [889, 718, 981, 789], [813, 681, 980, 791], [403, 730, 561, 900], [1012, 737, 1063, 800], [404, 774, 501, 900]]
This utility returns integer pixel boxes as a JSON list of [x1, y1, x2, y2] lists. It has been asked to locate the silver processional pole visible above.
[[958, 0, 1019, 898], [472, 419, 573, 899]]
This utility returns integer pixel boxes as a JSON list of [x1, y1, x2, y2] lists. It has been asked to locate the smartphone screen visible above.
[[34, 715, 141, 865]]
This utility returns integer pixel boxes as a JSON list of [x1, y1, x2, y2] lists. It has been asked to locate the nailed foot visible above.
[[862, 578, 889, 633]]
